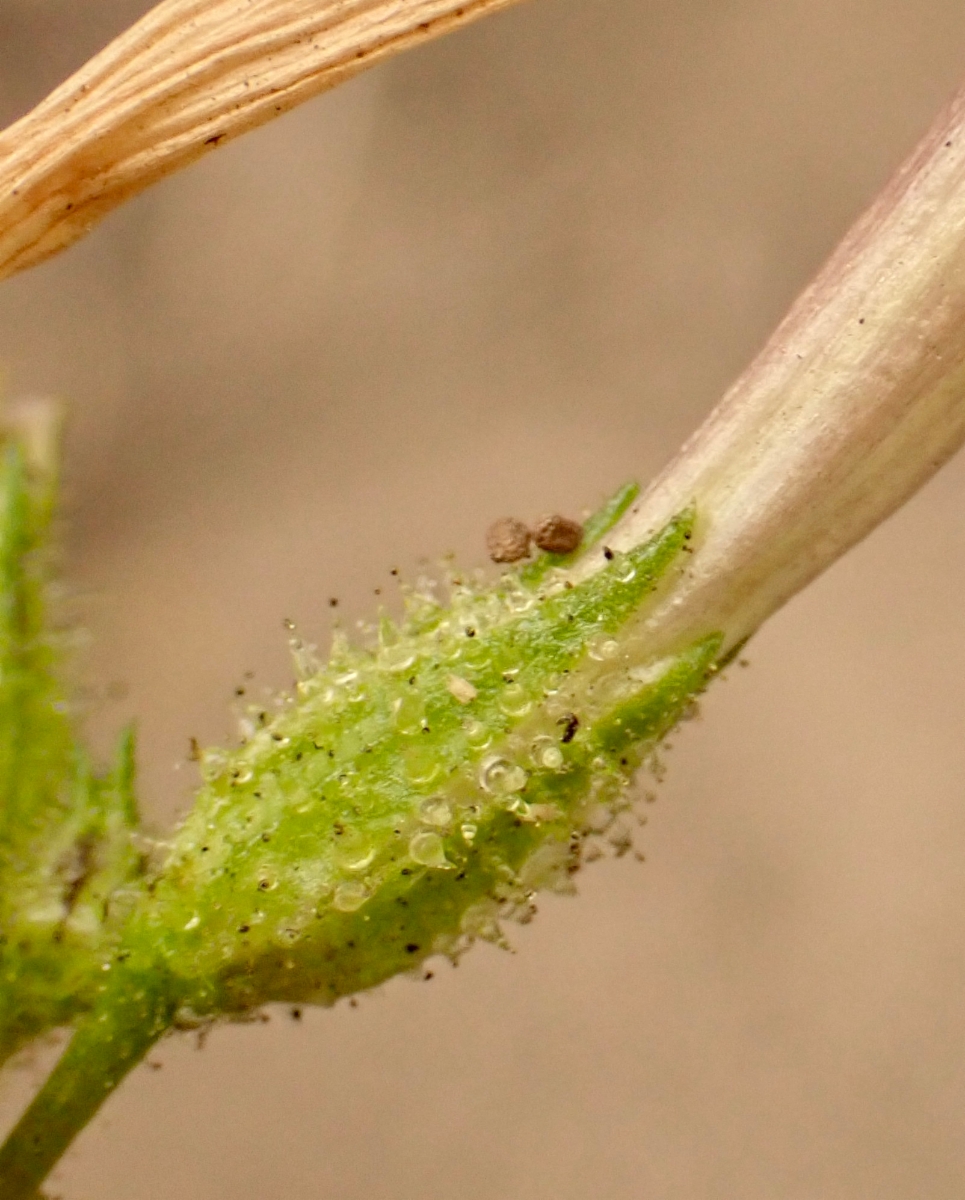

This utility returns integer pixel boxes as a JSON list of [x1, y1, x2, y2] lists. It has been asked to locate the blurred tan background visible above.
[[3, 1, 965, 1197]]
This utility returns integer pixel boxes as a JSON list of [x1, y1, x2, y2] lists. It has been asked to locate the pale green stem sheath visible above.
[[593, 84, 965, 653], [0, 0, 527, 281]]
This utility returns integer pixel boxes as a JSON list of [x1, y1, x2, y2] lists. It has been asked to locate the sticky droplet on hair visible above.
[[333, 881, 369, 912], [381, 644, 417, 673], [614, 556, 637, 584], [587, 638, 620, 662], [460, 900, 505, 945], [393, 694, 425, 735], [405, 745, 441, 785], [499, 683, 531, 717], [463, 719, 491, 750], [419, 797, 452, 827], [479, 755, 527, 795], [409, 831, 451, 868], [334, 831, 376, 872], [531, 736, 564, 771]]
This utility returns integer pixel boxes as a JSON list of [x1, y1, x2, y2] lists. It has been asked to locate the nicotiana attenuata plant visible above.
[[4, 1, 965, 1196]]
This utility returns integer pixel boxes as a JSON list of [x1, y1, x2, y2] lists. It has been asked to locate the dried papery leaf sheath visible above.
[[0, 0, 526, 280]]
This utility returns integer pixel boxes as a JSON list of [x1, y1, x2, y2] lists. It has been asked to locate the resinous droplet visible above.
[[460, 900, 503, 944], [508, 798, 534, 821], [479, 755, 527, 795], [405, 745, 441, 785], [614, 555, 637, 583], [499, 683, 532, 718], [394, 694, 425, 735], [458, 639, 489, 670], [409, 831, 451, 868], [334, 830, 376, 872], [382, 644, 417, 673], [463, 719, 491, 750], [378, 615, 399, 649], [531, 736, 564, 771], [593, 669, 630, 706], [587, 638, 620, 662], [461, 822, 478, 843], [504, 589, 536, 614], [419, 797, 452, 827], [333, 880, 370, 912], [200, 750, 228, 783]]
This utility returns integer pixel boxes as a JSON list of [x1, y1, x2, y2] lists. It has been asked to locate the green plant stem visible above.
[[0, 971, 175, 1200]]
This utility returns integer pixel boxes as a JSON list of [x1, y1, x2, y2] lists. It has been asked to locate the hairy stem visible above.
[[0, 971, 176, 1200]]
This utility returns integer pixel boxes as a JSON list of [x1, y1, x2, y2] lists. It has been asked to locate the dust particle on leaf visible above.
[[533, 514, 583, 554], [486, 517, 531, 563], [447, 674, 477, 704]]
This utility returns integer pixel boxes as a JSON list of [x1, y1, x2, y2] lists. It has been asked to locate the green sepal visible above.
[[117, 506, 712, 1019]]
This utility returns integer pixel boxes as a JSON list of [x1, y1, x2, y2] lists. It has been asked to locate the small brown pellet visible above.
[[486, 517, 532, 563], [532, 514, 583, 555]]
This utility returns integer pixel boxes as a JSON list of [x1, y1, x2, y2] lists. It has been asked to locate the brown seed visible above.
[[532, 514, 583, 555], [486, 517, 531, 563]]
